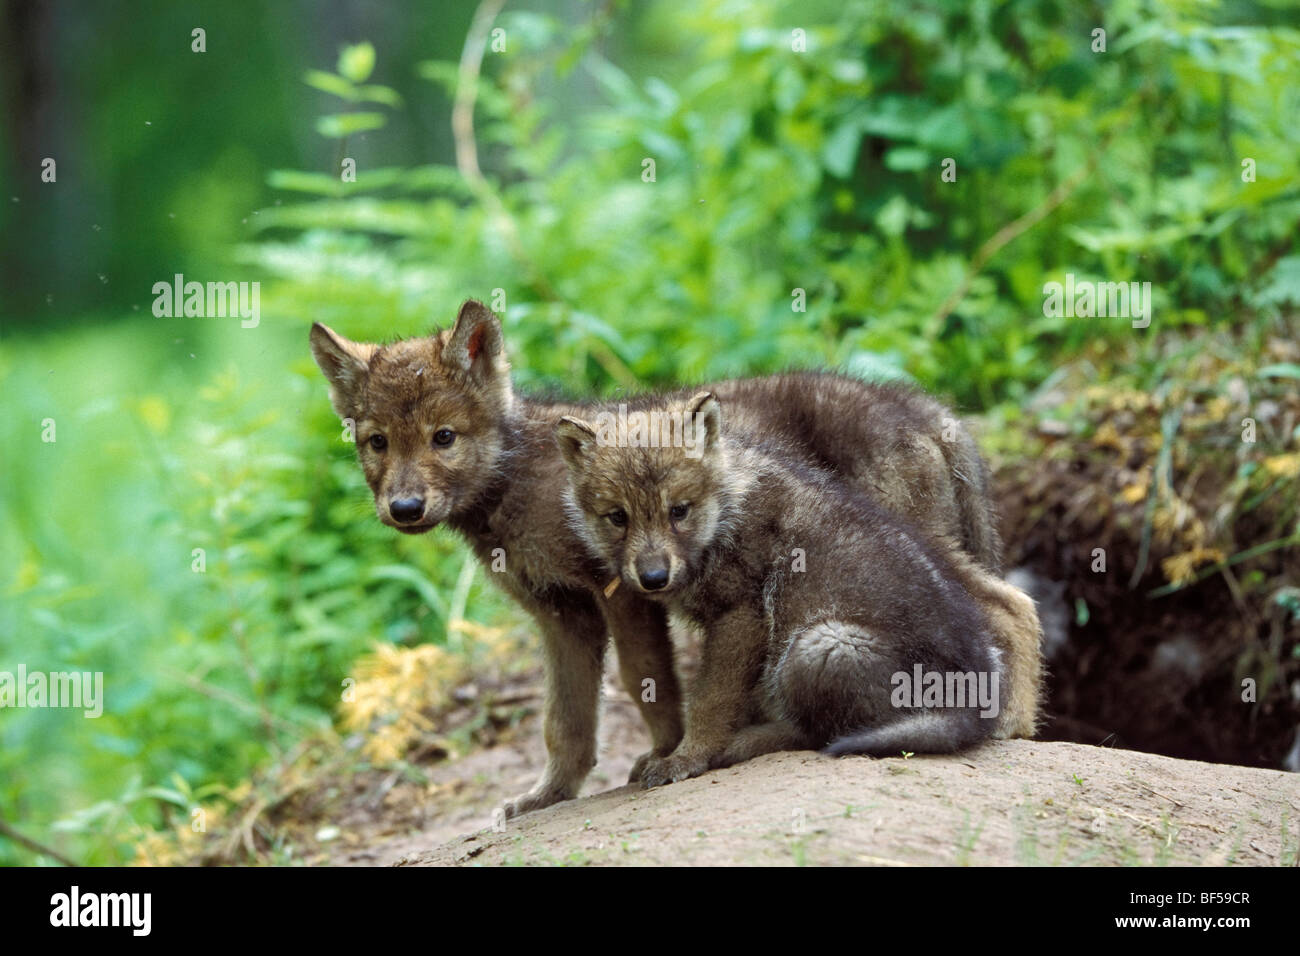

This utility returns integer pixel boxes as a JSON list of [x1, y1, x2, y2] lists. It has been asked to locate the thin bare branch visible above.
[[0, 814, 79, 866]]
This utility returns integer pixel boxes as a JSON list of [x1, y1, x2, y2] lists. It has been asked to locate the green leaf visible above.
[[356, 84, 403, 108], [140, 786, 191, 808], [875, 194, 911, 236], [1074, 597, 1090, 627], [1251, 256, 1300, 309], [883, 147, 930, 172], [304, 69, 357, 101], [822, 119, 862, 178], [338, 42, 375, 84], [1258, 363, 1300, 380], [415, 59, 459, 93], [315, 112, 386, 138], [266, 169, 345, 196]]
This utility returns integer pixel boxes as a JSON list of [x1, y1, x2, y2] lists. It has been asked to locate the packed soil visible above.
[[402, 742, 1298, 867], [314, 658, 1299, 868]]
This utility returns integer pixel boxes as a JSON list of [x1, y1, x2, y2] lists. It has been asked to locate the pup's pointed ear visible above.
[[686, 391, 722, 451], [555, 416, 598, 471], [310, 323, 376, 418], [443, 299, 509, 383]]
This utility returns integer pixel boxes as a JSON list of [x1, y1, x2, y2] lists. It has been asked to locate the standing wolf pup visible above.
[[309, 300, 1037, 815], [557, 391, 1009, 784]]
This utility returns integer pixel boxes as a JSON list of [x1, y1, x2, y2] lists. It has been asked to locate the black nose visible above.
[[389, 497, 426, 524], [638, 566, 669, 590]]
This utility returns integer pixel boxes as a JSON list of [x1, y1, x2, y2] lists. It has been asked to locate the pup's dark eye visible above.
[[607, 509, 628, 528], [670, 503, 690, 521], [368, 434, 387, 451], [433, 429, 456, 447]]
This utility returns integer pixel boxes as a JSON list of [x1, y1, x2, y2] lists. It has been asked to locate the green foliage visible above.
[[2, 0, 1297, 864], [244, 0, 1300, 407], [0, 322, 511, 864]]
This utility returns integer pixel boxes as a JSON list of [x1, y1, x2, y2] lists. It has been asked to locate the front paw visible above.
[[628, 748, 672, 783], [502, 783, 570, 820], [639, 751, 711, 788]]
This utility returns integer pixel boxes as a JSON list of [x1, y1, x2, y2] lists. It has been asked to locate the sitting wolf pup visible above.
[[310, 300, 1031, 814], [556, 391, 1008, 785]]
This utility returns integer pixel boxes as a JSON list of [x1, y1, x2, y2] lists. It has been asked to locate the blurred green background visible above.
[[2, 0, 1298, 863]]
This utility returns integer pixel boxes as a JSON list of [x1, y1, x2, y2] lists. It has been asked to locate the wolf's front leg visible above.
[[601, 589, 684, 781], [639, 606, 765, 788], [502, 606, 606, 818]]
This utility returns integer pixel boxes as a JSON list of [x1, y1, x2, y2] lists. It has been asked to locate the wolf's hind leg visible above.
[[715, 720, 818, 768], [771, 620, 895, 741], [944, 549, 1044, 739]]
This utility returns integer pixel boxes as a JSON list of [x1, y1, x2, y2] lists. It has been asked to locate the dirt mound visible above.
[[166, 607, 1298, 867], [393, 740, 1297, 867], [305, 655, 1297, 868]]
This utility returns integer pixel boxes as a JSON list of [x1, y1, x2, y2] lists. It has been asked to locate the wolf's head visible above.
[[309, 300, 513, 534], [555, 392, 731, 596]]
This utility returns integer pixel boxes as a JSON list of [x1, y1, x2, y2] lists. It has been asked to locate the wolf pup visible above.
[[557, 391, 1014, 786], [310, 300, 1023, 815]]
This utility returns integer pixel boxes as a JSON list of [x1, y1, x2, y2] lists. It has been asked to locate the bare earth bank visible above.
[[380, 740, 1297, 867]]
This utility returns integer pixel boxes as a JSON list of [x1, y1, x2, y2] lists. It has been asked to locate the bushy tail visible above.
[[823, 709, 988, 757]]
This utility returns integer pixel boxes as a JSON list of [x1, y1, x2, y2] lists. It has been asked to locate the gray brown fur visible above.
[[309, 299, 1033, 813], [556, 392, 1014, 784]]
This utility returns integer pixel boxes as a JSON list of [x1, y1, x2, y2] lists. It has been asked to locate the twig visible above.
[[451, 0, 639, 388], [452, 0, 509, 186], [0, 814, 79, 866], [200, 739, 349, 864], [365, 770, 402, 811], [1133, 782, 1185, 809], [453, 0, 549, 298], [1217, 562, 1251, 618], [1147, 532, 1300, 599]]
